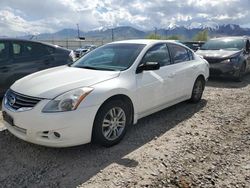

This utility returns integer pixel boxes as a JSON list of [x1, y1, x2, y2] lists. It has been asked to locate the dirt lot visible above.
[[0, 75, 249, 188]]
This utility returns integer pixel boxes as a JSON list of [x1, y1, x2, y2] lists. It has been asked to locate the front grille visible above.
[[5, 90, 42, 111], [204, 58, 223, 64]]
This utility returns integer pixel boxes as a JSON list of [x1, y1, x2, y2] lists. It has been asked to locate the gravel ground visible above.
[[0, 75, 249, 188]]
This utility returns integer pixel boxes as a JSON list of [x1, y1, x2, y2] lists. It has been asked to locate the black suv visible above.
[[196, 37, 250, 81], [0, 38, 74, 96]]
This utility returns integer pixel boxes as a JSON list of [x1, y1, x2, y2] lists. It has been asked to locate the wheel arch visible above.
[[91, 94, 135, 143], [95, 94, 135, 124]]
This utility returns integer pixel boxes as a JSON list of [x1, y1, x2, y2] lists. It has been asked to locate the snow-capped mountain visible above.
[[25, 24, 250, 40], [187, 22, 220, 30]]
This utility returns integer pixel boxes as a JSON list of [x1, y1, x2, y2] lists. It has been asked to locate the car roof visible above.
[[210, 36, 249, 41], [110, 39, 184, 46], [0, 37, 70, 51]]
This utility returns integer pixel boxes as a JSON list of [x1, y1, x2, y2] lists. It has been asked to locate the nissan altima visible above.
[[2, 40, 209, 147]]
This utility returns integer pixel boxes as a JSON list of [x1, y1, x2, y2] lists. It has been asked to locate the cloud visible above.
[[0, 0, 249, 36]]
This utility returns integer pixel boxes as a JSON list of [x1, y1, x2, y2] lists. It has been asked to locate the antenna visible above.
[[76, 23, 80, 38]]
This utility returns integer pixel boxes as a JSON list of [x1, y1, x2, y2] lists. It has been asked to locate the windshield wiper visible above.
[[77, 66, 117, 71]]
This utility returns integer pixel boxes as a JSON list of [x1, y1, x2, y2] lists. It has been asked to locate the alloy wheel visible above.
[[102, 107, 126, 141]]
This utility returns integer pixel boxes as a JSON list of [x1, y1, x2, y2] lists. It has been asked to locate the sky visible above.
[[0, 0, 250, 36]]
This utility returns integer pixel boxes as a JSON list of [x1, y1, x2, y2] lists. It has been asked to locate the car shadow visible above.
[[207, 73, 250, 89], [0, 100, 207, 187]]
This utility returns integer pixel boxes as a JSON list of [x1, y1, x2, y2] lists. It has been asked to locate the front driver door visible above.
[[135, 43, 175, 117]]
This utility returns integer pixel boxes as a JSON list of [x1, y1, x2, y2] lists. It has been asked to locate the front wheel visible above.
[[190, 77, 205, 103], [234, 63, 246, 82], [92, 100, 131, 147]]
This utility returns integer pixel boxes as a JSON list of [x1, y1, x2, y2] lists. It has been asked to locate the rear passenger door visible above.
[[167, 43, 197, 98]]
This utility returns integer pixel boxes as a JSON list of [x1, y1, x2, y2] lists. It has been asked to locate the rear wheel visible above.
[[92, 100, 130, 147], [190, 77, 205, 103]]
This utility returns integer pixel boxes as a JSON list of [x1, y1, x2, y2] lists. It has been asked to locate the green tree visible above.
[[146, 34, 162, 40], [193, 30, 209, 41], [165, 35, 182, 40]]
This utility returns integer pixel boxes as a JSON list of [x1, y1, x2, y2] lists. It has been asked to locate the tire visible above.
[[190, 77, 205, 103], [234, 63, 246, 82], [92, 100, 131, 147]]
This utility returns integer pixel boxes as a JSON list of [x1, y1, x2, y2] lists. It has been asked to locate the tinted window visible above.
[[200, 38, 245, 51], [13, 42, 53, 59], [0, 41, 9, 61], [142, 44, 171, 67], [168, 44, 190, 63], [72, 43, 145, 71], [13, 42, 33, 58], [30, 43, 52, 57]]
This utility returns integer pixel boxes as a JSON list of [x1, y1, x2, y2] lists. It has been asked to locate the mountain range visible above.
[[28, 24, 250, 41]]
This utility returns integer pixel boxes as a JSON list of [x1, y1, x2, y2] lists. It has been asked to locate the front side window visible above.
[[72, 43, 145, 71], [168, 44, 190, 64], [0, 41, 9, 61], [141, 44, 171, 67], [187, 49, 194, 60]]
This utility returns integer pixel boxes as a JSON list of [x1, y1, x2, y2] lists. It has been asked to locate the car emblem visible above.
[[9, 94, 16, 106]]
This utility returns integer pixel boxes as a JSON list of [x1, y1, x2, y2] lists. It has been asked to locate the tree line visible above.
[[146, 30, 209, 41]]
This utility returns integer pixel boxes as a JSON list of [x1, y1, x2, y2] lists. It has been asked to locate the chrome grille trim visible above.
[[5, 90, 42, 111], [204, 58, 223, 64]]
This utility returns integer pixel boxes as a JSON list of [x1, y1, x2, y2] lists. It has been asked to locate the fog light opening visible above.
[[54, 132, 61, 138]]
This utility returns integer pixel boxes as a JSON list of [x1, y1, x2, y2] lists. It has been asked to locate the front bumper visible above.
[[209, 63, 240, 77], [2, 99, 100, 147]]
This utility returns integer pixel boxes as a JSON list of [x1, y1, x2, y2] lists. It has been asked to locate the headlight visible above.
[[221, 57, 239, 64], [42, 87, 93, 112]]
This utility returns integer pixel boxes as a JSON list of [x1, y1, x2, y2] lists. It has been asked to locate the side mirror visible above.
[[136, 62, 160, 74]]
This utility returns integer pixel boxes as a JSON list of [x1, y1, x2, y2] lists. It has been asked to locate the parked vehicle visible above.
[[2, 40, 209, 147], [0, 38, 75, 97], [196, 37, 250, 81], [182, 41, 205, 51], [74, 45, 97, 58]]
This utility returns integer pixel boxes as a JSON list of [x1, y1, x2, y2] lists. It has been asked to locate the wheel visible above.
[[92, 100, 131, 147], [190, 77, 205, 103], [234, 63, 246, 82]]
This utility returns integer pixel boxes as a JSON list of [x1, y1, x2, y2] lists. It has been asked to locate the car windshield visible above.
[[200, 38, 245, 51], [71, 43, 145, 71]]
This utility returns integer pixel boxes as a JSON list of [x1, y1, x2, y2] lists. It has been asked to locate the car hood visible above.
[[11, 66, 120, 99], [196, 49, 241, 59]]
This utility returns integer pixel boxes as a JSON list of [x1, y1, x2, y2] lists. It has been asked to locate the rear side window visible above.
[[13, 42, 32, 58], [12, 42, 54, 58], [142, 44, 171, 67], [168, 44, 191, 64], [0, 41, 9, 61]]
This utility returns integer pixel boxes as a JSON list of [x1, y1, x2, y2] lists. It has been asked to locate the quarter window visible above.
[[168, 44, 190, 63], [142, 44, 171, 67]]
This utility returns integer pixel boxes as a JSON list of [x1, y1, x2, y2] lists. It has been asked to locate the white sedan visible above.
[[2, 40, 209, 147]]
